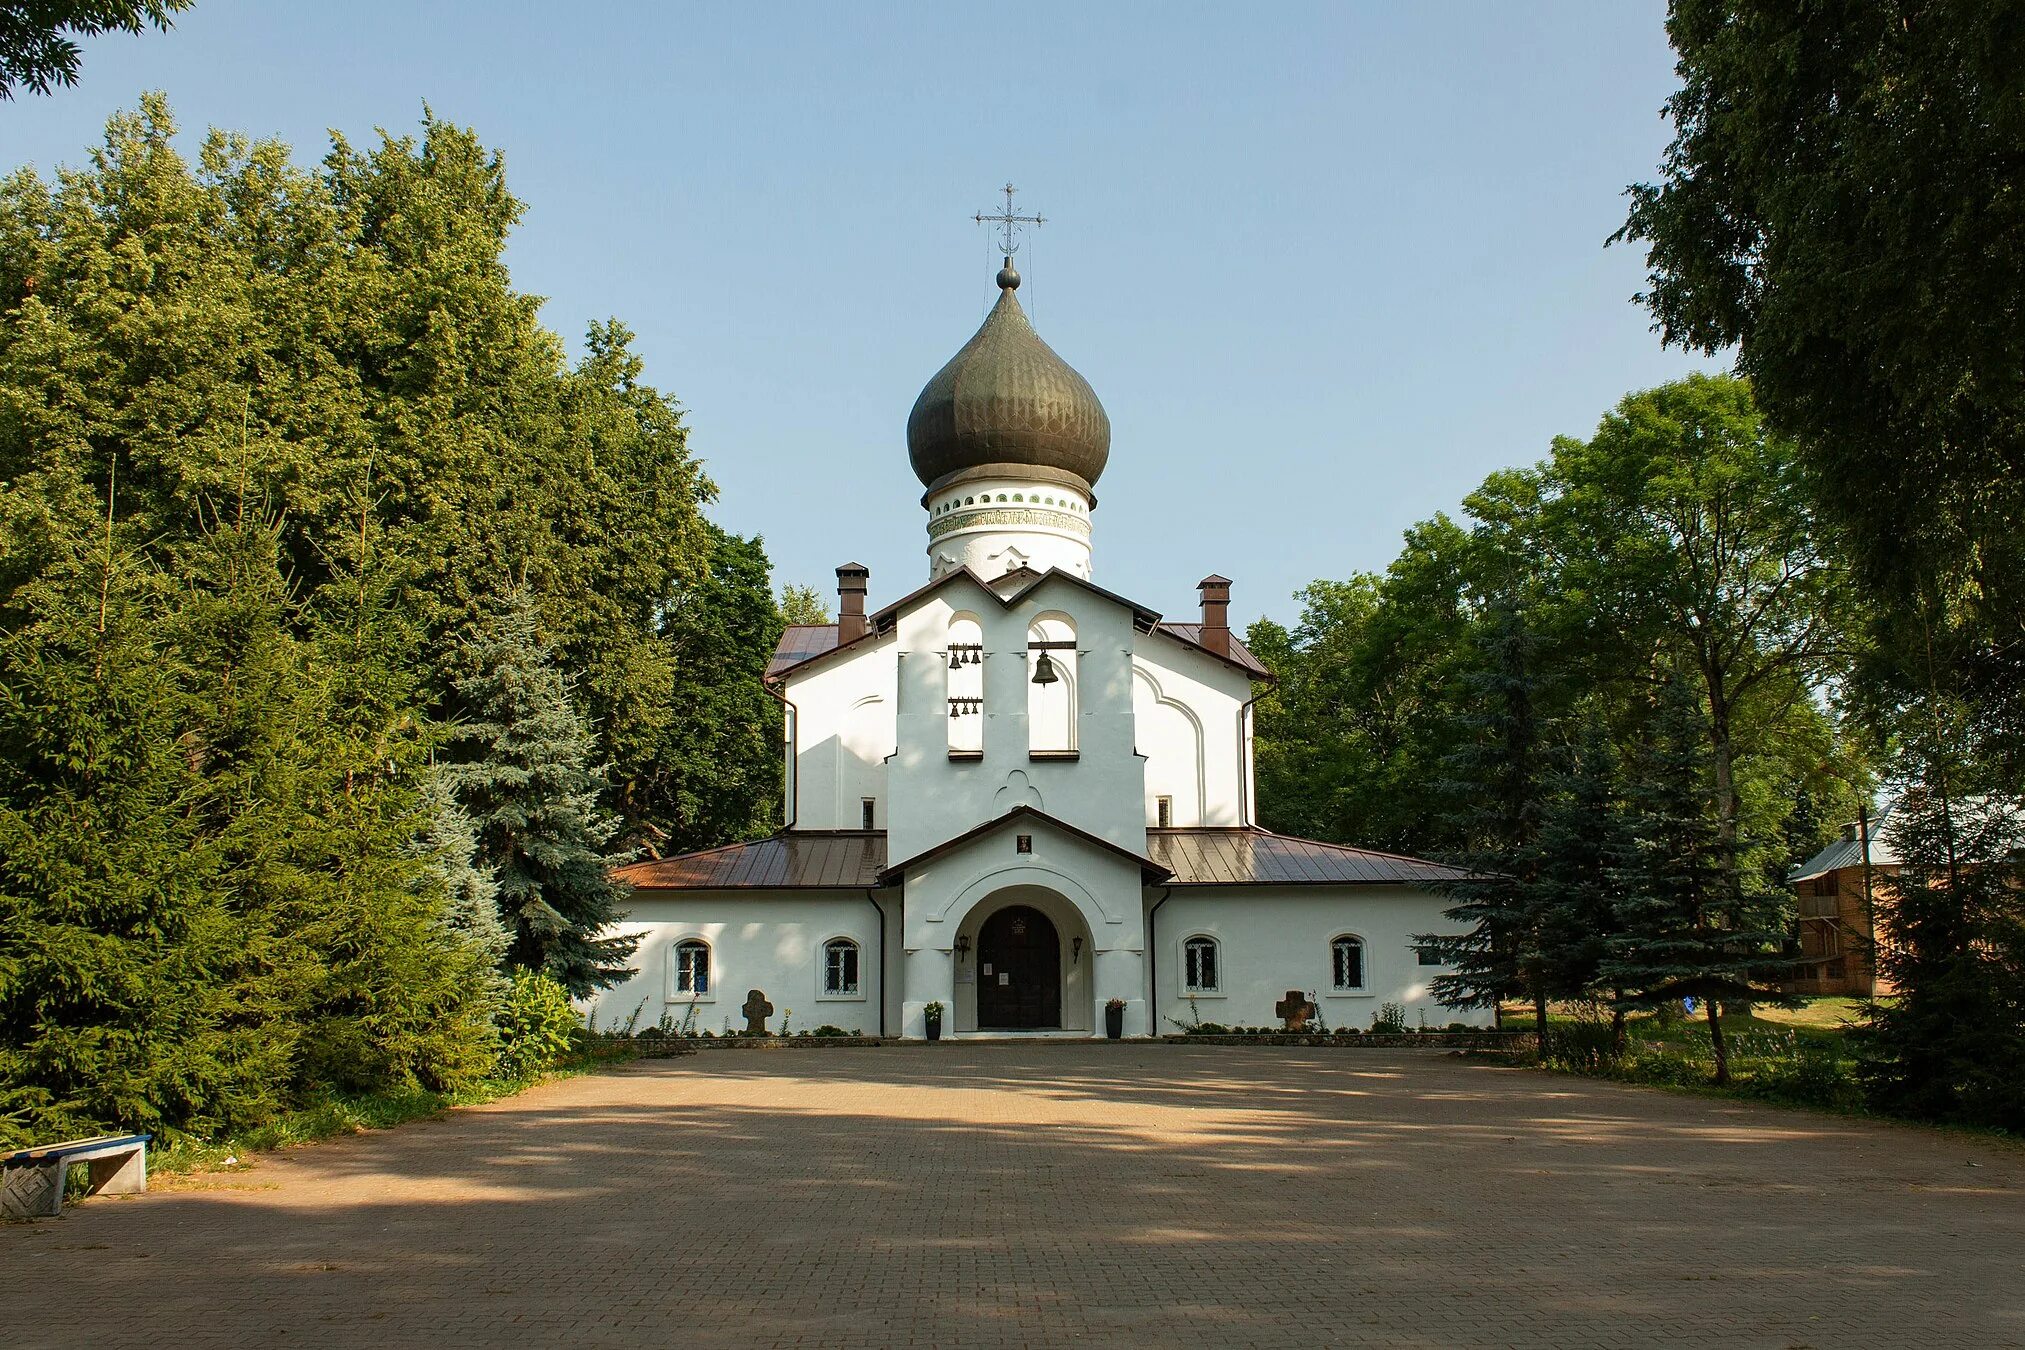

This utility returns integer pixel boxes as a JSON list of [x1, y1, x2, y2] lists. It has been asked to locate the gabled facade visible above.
[[591, 252, 1483, 1037]]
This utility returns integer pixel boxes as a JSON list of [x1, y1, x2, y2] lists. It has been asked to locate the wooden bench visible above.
[[2, 1134, 151, 1219]]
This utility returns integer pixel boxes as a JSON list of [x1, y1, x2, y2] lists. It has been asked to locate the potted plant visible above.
[[923, 1000, 945, 1042], [1104, 997, 1127, 1040]]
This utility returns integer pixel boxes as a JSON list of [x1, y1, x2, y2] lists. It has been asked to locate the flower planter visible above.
[[1104, 1004, 1125, 1039], [924, 1013, 943, 1042]]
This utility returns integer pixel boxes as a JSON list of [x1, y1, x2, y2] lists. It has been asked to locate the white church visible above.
[[594, 240, 1482, 1039]]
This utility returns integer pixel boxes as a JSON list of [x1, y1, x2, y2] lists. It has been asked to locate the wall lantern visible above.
[[954, 935, 971, 962], [1071, 936, 1084, 965]]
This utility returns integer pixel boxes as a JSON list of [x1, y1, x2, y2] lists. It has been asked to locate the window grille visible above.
[[1156, 796, 1173, 828], [823, 938, 860, 996], [861, 798, 876, 830], [675, 939, 710, 995], [1183, 936, 1220, 992], [1332, 936, 1366, 990]]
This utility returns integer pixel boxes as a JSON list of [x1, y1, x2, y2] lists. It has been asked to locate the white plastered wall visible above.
[[1130, 634, 1254, 828], [1147, 887, 1491, 1032], [779, 639, 897, 830], [590, 892, 897, 1037]]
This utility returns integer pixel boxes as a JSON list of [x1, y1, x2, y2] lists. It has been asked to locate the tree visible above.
[[0, 517, 278, 1143], [1603, 677, 1794, 1085], [450, 587, 637, 996], [778, 584, 829, 626], [1617, 1, 2025, 765], [1855, 744, 2025, 1132], [1423, 604, 1556, 1030], [1532, 719, 1635, 1051], [612, 525, 784, 854], [0, 97, 726, 846], [0, 1, 190, 98], [1542, 376, 1849, 861]]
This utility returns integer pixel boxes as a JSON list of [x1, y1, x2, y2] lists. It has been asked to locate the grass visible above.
[[152, 1038, 638, 1179]]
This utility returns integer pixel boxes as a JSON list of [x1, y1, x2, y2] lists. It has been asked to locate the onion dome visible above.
[[906, 261, 1111, 495]]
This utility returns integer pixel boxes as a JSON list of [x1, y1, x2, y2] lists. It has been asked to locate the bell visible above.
[[949, 649, 962, 670], [1031, 651, 1059, 685], [949, 701, 960, 719]]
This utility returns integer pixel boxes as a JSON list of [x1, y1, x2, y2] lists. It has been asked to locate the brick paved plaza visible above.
[[6, 1045, 2022, 1348]]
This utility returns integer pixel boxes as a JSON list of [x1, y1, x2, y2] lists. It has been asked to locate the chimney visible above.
[[836, 563, 870, 643], [1197, 574, 1232, 658]]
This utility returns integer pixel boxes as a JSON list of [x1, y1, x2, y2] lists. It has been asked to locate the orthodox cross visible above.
[[975, 182, 1044, 257]]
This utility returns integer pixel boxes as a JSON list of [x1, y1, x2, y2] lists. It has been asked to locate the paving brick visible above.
[[3, 1047, 2021, 1347]]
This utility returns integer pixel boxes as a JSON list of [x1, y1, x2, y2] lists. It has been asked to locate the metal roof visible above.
[[614, 831, 885, 890], [614, 825, 1460, 893], [767, 624, 842, 678], [1148, 828, 1469, 887], [1152, 623, 1272, 678]]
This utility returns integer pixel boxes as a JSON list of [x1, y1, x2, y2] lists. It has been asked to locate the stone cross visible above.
[[741, 989, 774, 1036], [1275, 989, 1315, 1033]]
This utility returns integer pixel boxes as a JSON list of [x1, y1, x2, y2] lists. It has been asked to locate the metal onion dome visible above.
[[905, 261, 1111, 496]]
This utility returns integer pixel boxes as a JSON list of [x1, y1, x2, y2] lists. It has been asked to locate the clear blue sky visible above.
[[7, 2, 1722, 628]]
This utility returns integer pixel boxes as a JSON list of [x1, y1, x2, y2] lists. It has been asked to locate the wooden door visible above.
[[975, 905, 1061, 1029]]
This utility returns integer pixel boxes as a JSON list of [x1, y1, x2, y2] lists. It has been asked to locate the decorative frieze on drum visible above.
[[927, 504, 1091, 541]]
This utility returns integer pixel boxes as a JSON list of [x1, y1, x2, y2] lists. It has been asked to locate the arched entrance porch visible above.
[[952, 887, 1094, 1034]]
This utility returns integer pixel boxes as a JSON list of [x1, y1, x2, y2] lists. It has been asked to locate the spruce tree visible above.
[[1602, 677, 1793, 1084], [1532, 719, 1633, 1052], [1423, 603, 1555, 1031], [451, 587, 637, 996], [181, 513, 502, 1096], [0, 521, 281, 1141], [418, 765, 510, 981], [1855, 750, 2025, 1131]]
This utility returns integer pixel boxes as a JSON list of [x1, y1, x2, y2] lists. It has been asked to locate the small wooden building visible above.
[[1786, 810, 1899, 998]]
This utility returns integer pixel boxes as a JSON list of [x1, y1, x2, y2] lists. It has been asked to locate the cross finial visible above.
[[974, 182, 1044, 258]]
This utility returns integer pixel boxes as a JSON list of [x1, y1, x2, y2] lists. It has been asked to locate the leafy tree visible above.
[[450, 587, 637, 996], [1540, 376, 1850, 859], [778, 583, 829, 626], [1617, 1, 2025, 765], [613, 525, 783, 854], [0, 97, 741, 847], [1603, 677, 1794, 1085], [0, 0, 190, 98]]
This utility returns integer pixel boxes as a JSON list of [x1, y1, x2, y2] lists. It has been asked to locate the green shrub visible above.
[[496, 971, 577, 1080], [810, 1025, 850, 1038], [1370, 1003, 1408, 1034]]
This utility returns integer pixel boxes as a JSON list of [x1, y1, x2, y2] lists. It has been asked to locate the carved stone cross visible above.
[[1275, 989, 1315, 1032], [741, 989, 774, 1035]]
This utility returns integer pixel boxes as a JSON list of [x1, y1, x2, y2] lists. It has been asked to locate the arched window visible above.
[[947, 614, 983, 755], [823, 938, 861, 996], [1027, 613, 1077, 755], [674, 939, 711, 996], [1183, 935, 1220, 993], [1331, 935, 1365, 991]]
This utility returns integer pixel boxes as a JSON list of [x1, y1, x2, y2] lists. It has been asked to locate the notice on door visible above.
[[997, 972, 1009, 986]]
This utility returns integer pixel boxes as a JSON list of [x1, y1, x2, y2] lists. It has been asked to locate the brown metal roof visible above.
[[767, 624, 842, 678], [1147, 828, 1467, 887], [1152, 623, 1272, 678], [614, 831, 886, 890]]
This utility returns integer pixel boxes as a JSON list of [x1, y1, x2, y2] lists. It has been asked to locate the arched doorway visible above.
[[976, 904, 1061, 1029]]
